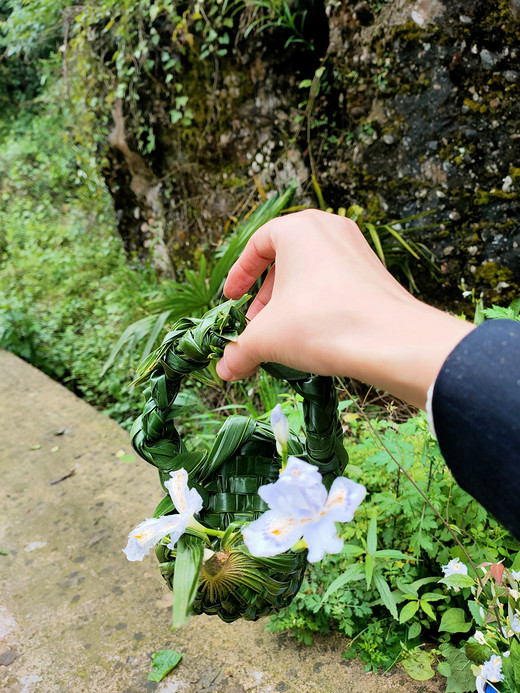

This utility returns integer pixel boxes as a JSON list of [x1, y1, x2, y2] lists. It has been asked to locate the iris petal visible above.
[[123, 514, 186, 561], [242, 511, 304, 557]]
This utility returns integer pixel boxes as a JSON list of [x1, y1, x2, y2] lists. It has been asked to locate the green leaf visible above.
[[366, 514, 377, 556], [147, 649, 183, 682], [365, 553, 374, 588], [508, 639, 520, 686], [365, 222, 386, 265], [339, 544, 365, 559], [420, 599, 436, 621], [172, 534, 204, 628], [199, 416, 255, 480], [375, 549, 413, 561], [384, 224, 420, 259], [440, 573, 475, 590], [397, 579, 418, 598], [439, 608, 472, 634], [321, 564, 365, 602], [420, 592, 447, 602], [465, 641, 492, 665], [408, 621, 421, 639], [410, 576, 439, 591], [468, 599, 485, 626], [437, 661, 451, 677], [444, 647, 476, 693], [402, 649, 435, 681], [511, 550, 520, 572], [373, 573, 398, 619], [399, 600, 419, 623]]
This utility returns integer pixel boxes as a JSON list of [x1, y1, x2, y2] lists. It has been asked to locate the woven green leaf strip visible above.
[[131, 299, 348, 622]]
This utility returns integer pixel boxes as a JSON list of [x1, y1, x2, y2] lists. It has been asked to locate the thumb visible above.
[[216, 324, 264, 381]]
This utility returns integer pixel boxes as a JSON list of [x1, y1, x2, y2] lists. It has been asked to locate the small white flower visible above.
[[442, 558, 468, 577], [511, 569, 520, 581], [474, 631, 487, 645], [504, 651, 510, 658], [123, 468, 203, 561], [270, 404, 289, 456], [442, 559, 468, 592], [242, 457, 366, 563], [476, 655, 504, 693]]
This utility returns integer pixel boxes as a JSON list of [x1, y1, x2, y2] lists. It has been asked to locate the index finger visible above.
[[223, 220, 277, 299]]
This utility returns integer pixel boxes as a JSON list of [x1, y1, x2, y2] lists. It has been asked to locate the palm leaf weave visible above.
[[130, 299, 348, 622]]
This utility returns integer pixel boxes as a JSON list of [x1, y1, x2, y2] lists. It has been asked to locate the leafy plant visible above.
[[101, 183, 297, 375], [481, 298, 520, 322], [322, 515, 412, 620], [244, 0, 314, 50], [267, 411, 517, 684], [0, 100, 153, 428]]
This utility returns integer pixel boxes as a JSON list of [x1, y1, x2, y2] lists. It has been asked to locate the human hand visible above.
[[216, 209, 474, 408]]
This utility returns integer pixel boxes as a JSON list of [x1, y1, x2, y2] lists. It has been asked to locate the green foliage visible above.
[[244, 0, 313, 50], [482, 298, 520, 322], [0, 99, 152, 427], [0, 0, 63, 118], [1, 0, 318, 159], [101, 183, 297, 375], [267, 413, 518, 684]]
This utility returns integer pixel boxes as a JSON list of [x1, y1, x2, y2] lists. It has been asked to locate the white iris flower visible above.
[[123, 468, 203, 561], [475, 655, 504, 693], [242, 457, 366, 563]]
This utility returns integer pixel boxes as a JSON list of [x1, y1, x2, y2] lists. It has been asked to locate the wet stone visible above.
[[0, 648, 17, 666]]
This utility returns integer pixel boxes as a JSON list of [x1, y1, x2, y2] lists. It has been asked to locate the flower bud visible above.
[[271, 403, 289, 455]]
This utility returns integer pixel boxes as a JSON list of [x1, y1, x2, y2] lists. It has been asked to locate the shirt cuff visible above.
[[425, 382, 437, 439]]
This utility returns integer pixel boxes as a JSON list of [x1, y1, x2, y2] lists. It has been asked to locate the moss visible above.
[[474, 189, 518, 206], [475, 261, 519, 299], [389, 19, 430, 45], [474, 190, 491, 206]]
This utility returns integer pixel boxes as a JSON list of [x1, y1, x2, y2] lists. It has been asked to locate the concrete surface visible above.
[[0, 350, 444, 692]]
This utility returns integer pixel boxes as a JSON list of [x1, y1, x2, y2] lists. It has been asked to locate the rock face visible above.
[[99, 0, 520, 307], [323, 0, 520, 305]]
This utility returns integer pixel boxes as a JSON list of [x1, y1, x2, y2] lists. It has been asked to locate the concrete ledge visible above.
[[0, 350, 442, 692]]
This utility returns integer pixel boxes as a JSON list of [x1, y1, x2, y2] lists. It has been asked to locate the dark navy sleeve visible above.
[[431, 319, 520, 540]]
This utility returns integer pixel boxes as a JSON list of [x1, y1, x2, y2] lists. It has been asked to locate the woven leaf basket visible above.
[[130, 299, 348, 624]]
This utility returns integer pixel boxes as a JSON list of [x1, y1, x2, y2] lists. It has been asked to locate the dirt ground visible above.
[[0, 350, 445, 693]]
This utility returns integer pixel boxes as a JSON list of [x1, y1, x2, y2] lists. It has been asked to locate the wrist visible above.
[[340, 300, 476, 409]]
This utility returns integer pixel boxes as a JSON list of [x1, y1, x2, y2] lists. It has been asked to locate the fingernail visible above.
[[216, 359, 233, 381]]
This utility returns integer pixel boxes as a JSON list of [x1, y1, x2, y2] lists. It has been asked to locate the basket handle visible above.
[[131, 300, 348, 485]]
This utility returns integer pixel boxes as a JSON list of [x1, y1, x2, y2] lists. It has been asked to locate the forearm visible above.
[[333, 299, 476, 409]]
